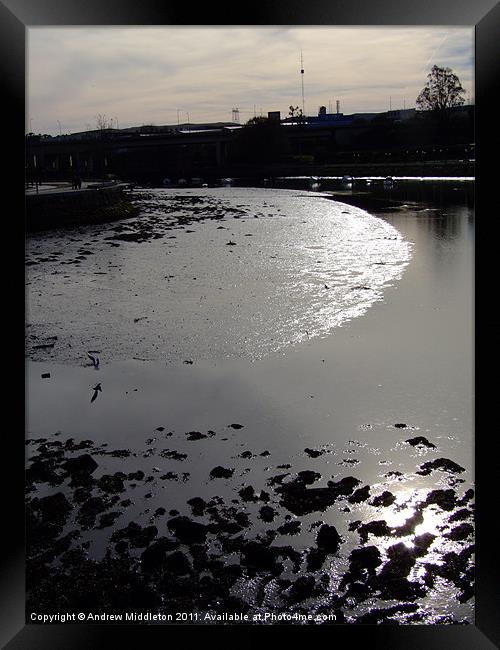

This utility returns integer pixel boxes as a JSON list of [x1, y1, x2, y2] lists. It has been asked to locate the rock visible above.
[[259, 505, 276, 523], [394, 423, 407, 428], [306, 547, 326, 571], [405, 436, 436, 448], [449, 508, 473, 523], [187, 497, 207, 516], [210, 466, 234, 479], [62, 454, 98, 476], [316, 524, 341, 553], [417, 458, 465, 476], [97, 511, 122, 529], [140, 537, 179, 572], [34, 492, 72, 523], [97, 473, 125, 494], [287, 576, 317, 603], [167, 516, 208, 544], [229, 423, 244, 429], [413, 533, 436, 556], [379, 543, 417, 580], [240, 541, 280, 572], [127, 470, 145, 481], [111, 522, 158, 548], [358, 520, 392, 543], [445, 523, 474, 541], [278, 476, 360, 516], [163, 550, 192, 576], [277, 520, 301, 536], [297, 470, 321, 485], [186, 431, 207, 441], [348, 485, 370, 504], [239, 485, 257, 502], [349, 545, 382, 575], [370, 491, 396, 507], [304, 448, 324, 458], [424, 489, 457, 511]]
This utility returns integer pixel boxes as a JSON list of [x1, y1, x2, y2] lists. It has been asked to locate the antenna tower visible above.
[[300, 51, 305, 116], [231, 107, 240, 123]]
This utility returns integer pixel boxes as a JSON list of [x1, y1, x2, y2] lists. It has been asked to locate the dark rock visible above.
[[370, 491, 396, 507], [34, 492, 72, 523], [186, 431, 206, 441], [449, 508, 473, 523], [445, 523, 474, 541], [62, 454, 98, 476], [97, 511, 122, 529], [316, 524, 341, 553], [348, 485, 370, 504], [417, 458, 465, 476], [127, 470, 145, 481], [304, 448, 324, 458], [413, 533, 436, 556], [379, 543, 417, 580], [140, 538, 179, 572], [457, 489, 474, 506], [393, 509, 424, 537], [424, 489, 457, 511], [240, 541, 279, 572], [278, 476, 360, 516], [229, 423, 244, 429], [405, 436, 436, 448], [277, 520, 301, 536], [210, 466, 234, 479], [187, 497, 207, 516], [97, 473, 125, 494], [358, 520, 392, 543], [394, 423, 407, 428], [306, 547, 326, 571], [297, 470, 321, 485], [349, 545, 382, 576], [259, 505, 276, 523], [287, 576, 317, 603], [163, 550, 192, 576], [111, 522, 158, 548], [167, 516, 208, 544], [239, 485, 257, 502], [159, 449, 187, 461]]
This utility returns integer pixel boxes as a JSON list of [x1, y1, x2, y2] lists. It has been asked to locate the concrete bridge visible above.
[[26, 128, 238, 180]]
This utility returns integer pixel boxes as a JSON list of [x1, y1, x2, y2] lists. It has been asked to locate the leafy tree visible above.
[[416, 65, 466, 112], [288, 105, 305, 122]]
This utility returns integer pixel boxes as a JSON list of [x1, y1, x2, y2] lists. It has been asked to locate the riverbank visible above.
[[26, 183, 138, 232]]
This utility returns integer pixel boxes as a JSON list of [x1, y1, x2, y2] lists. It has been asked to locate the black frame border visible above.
[[1, 0, 498, 647]]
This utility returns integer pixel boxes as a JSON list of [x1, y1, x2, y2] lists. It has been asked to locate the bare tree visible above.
[[95, 113, 113, 130], [416, 65, 466, 112]]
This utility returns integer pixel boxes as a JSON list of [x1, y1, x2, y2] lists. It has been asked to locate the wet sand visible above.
[[25, 184, 474, 624]]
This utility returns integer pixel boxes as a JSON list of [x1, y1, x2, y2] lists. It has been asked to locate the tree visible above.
[[288, 105, 305, 123], [416, 65, 466, 112]]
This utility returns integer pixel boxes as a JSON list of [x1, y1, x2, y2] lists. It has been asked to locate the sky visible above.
[[27, 26, 474, 135]]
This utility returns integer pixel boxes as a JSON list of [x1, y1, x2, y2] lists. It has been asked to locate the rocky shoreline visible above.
[[26, 428, 474, 625]]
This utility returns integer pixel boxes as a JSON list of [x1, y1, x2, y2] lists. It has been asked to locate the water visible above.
[[26, 188, 411, 363], [26, 183, 474, 624]]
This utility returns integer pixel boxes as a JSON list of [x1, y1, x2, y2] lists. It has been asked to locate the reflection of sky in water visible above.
[[26, 188, 411, 364]]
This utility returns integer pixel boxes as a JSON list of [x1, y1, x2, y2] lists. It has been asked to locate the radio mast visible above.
[[300, 50, 305, 117]]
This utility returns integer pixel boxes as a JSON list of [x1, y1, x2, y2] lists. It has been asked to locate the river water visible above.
[[25, 181, 474, 624]]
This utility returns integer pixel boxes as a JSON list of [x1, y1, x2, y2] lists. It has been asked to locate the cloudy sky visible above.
[[28, 26, 474, 135]]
